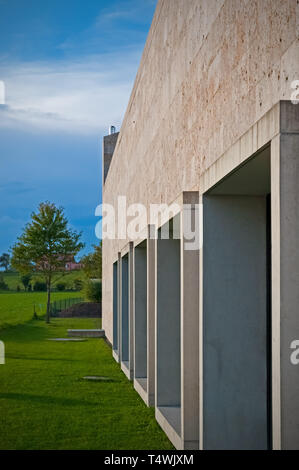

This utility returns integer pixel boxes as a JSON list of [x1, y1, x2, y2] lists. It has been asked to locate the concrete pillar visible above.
[[112, 261, 118, 357], [180, 192, 200, 450], [121, 254, 129, 363], [155, 217, 181, 433], [203, 195, 269, 450], [275, 101, 299, 449], [147, 225, 156, 406], [134, 225, 156, 406], [113, 252, 121, 363], [128, 242, 134, 379], [271, 134, 281, 449], [134, 241, 147, 380], [155, 193, 200, 450], [120, 244, 134, 380]]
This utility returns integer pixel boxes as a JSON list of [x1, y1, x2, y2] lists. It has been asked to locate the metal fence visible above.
[[49, 297, 83, 317]]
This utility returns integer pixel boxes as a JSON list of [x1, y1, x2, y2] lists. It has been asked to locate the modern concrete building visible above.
[[102, 0, 299, 450]]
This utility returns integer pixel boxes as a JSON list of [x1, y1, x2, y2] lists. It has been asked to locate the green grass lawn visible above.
[[0, 291, 83, 330], [0, 317, 173, 450]]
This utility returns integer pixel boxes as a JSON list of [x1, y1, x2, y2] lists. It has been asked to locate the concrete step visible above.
[[67, 329, 105, 338]]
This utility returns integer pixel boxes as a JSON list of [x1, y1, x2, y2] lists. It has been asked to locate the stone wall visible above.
[[102, 0, 299, 342]]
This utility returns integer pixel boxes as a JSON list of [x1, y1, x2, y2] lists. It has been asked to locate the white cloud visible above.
[[95, 0, 157, 26], [0, 49, 142, 135]]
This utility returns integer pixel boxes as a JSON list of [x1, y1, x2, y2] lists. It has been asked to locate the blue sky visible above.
[[0, 0, 157, 257]]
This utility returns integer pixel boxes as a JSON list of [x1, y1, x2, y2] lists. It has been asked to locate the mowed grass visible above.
[[0, 317, 173, 450], [0, 291, 82, 329]]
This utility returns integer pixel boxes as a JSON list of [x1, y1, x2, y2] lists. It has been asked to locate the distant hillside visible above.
[[2, 270, 85, 292]]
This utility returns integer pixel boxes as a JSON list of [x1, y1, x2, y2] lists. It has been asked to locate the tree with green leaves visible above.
[[0, 275, 9, 291], [11, 202, 84, 323], [21, 273, 32, 291], [0, 253, 10, 272], [83, 279, 102, 303], [81, 242, 102, 280]]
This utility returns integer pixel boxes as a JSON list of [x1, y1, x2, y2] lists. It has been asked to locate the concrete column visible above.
[[128, 242, 134, 379], [134, 226, 156, 406], [147, 225, 156, 406], [120, 245, 134, 380], [271, 134, 281, 449], [155, 195, 200, 450], [121, 254, 129, 363], [180, 192, 200, 450], [134, 241, 147, 379], [199, 195, 204, 451], [112, 261, 118, 356], [156, 217, 181, 412], [114, 252, 121, 363], [277, 101, 299, 450]]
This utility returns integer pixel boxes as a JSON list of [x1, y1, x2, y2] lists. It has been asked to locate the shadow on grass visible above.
[[0, 392, 99, 407], [0, 315, 46, 333], [5, 355, 81, 362], [1, 319, 100, 343], [0, 322, 54, 343]]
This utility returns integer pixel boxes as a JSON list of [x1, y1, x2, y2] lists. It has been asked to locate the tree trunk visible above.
[[46, 277, 51, 323]]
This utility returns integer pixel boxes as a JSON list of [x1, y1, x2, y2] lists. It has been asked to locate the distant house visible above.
[[65, 258, 83, 271], [37, 255, 82, 271]]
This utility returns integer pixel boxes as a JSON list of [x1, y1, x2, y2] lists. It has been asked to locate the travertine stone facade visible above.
[[103, 0, 299, 343]]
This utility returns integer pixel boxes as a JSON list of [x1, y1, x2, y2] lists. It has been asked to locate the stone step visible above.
[[67, 329, 105, 338]]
